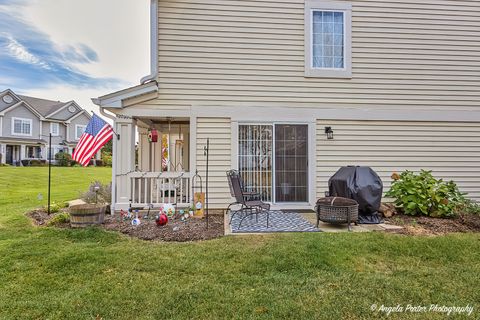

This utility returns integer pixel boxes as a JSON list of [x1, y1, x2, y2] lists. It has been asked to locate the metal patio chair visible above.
[[226, 170, 270, 228]]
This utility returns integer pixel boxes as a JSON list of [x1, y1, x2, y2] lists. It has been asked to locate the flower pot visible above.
[[69, 204, 106, 228]]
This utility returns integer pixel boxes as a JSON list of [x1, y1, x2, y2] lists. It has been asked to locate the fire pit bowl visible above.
[[315, 197, 359, 231]]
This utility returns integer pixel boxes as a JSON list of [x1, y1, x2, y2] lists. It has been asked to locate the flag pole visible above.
[[48, 133, 52, 214]]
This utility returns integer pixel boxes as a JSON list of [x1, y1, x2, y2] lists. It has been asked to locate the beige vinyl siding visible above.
[[316, 120, 480, 201], [153, 0, 480, 110], [196, 117, 232, 208]]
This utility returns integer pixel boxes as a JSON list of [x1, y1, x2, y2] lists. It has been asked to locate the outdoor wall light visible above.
[[325, 126, 334, 140]]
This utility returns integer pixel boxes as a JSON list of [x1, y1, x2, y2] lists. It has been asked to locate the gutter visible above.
[[140, 0, 159, 84]]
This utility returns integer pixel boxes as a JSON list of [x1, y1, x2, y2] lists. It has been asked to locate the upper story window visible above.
[[305, 1, 352, 78], [75, 124, 86, 140], [12, 117, 32, 136], [50, 123, 60, 136]]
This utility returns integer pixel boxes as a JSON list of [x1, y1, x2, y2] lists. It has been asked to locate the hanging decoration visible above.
[[148, 129, 158, 143], [192, 170, 205, 218]]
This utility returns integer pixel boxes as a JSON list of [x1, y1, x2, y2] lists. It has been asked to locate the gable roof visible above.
[[17, 95, 68, 118]]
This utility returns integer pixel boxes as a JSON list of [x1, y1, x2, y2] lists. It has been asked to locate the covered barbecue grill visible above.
[[328, 166, 384, 224]]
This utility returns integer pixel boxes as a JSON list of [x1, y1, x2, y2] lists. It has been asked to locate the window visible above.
[[305, 0, 352, 78], [238, 124, 309, 203], [75, 125, 86, 140], [26, 146, 42, 158], [12, 117, 32, 136], [50, 123, 60, 136]]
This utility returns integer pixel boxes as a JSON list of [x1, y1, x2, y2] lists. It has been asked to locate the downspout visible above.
[[140, 0, 159, 84], [99, 107, 117, 213]]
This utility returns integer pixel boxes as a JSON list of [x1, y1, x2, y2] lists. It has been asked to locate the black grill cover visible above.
[[328, 166, 383, 224]]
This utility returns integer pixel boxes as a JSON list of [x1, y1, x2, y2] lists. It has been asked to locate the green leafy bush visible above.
[[47, 212, 70, 226], [55, 152, 72, 167], [101, 151, 112, 167], [42, 202, 68, 214], [456, 199, 480, 215], [385, 170, 466, 218]]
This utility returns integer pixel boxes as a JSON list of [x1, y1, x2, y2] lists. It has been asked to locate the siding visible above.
[[151, 0, 480, 110], [3, 103, 40, 139], [316, 120, 480, 200], [68, 113, 90, 142], [41, 121, 67, 145], [196, 117, 232, 208]]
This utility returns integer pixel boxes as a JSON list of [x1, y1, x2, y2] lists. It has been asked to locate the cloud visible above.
[[0, 2, 124, 91]]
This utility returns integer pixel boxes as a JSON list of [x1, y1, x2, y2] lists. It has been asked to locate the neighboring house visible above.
[[0, 89, 93, 165], [93, 0, 480, 211]]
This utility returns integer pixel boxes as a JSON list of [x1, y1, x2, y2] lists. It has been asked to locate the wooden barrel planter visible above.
[[69, 204, 106, 228]]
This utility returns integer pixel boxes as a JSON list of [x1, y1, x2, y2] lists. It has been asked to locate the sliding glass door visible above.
[[274, 125, 308, 202], [238, 125, 273, 201], [238, 124, 308, 203]]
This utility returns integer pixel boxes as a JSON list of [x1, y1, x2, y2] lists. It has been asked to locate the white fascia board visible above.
[[65, 109, 91, 124], [45, 101, 75, 118], [91, 82, 158, 109], [0, 101, 44, 120], [140, 0, 159, 84]]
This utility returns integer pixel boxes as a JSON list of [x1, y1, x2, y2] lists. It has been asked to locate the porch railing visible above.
[[128, 172, 192, 208]]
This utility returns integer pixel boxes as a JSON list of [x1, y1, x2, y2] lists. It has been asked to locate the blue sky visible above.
[[0, 0, 149, 111]]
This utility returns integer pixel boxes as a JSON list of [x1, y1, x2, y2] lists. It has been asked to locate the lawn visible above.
[[0, 167, 479, 319]]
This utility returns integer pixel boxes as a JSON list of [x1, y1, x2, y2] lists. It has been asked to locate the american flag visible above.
[[72, 114, 113, 166]]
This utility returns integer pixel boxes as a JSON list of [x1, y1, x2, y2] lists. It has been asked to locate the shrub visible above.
[[101, 151, 112, 167], [43, 202, 63, 213], [21, 160, 30, 167], [95, 159, 104, 167], [80, 181, 112, 204], [55, 152, 72, 166], [456, 199, 480, 215], [47, 212, 70, 226], [385, 170, 466, 218]]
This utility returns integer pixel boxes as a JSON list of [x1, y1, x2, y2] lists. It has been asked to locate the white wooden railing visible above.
[[128, 172, 192, 208]]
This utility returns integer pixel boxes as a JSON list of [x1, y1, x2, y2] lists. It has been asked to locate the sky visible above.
[[0, 0, 150, 113]]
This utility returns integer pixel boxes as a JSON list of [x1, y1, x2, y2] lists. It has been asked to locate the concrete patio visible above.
[[225, 210, 404, 235]]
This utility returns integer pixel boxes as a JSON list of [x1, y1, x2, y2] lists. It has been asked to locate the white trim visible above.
[[0, 116, 3, 134], [92, 82, 158, 109], [140, 0, 159, 84], [0, 100, 44, 119], [230, 121, 238, 170], [50, 122, 60, 136], [65, 109, 91, 124], [75, 124, 86, 140], [112, 104, 480, 122], [304, 0, 352, 78], [236, 121, 314, 205], [11, 117, 33, 136], [189, 116, 197, 201], [45, 101, 73, 118]]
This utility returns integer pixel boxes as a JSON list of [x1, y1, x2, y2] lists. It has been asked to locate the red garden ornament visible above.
[[148, 129, 158, 143], [156, 213, 168, 226]]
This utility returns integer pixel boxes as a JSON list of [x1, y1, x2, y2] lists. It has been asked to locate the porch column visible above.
[[20, 144, 26, 162], [114, 116, 137, 210], [0, 144, 5, 164]]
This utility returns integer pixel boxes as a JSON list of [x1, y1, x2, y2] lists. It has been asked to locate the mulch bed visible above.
[[102, 214, 224, 242], [385, 213, 480, 236], [26, 209, 224, 242], [27, 209, 70, 228]]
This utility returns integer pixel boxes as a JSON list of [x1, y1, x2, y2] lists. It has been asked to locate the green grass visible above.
[[0, 167, 479, 319]]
